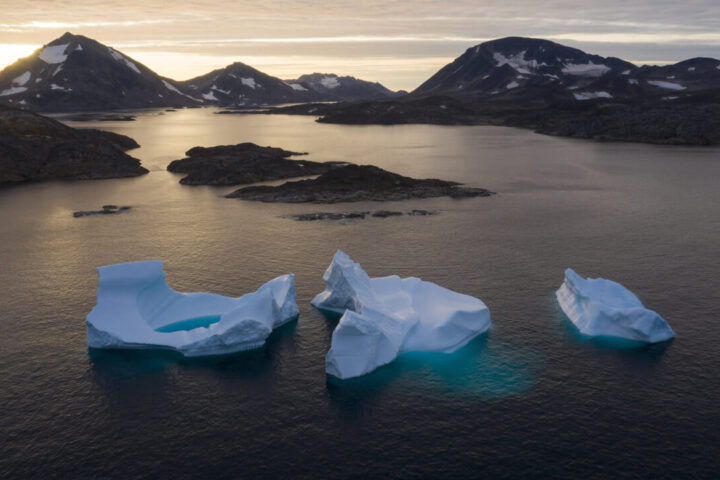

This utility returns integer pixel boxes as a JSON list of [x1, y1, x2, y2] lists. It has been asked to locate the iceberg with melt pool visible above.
[[86, 260, 298, 356], [556, 268, 674, 343], [312, 251, 491, 379]]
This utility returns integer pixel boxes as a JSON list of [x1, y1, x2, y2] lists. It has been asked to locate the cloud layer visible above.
[[1, 1, 718, 89]]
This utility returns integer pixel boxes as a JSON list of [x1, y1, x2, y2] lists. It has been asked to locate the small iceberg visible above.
[[86, 261, 298, 356], [312, 251, 491, 379], [556, 268, 674, 343]]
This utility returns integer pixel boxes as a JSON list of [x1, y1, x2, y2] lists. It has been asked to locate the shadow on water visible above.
[[326, 331, 538, 416], [315, 307, 343, 337], [88, 318, 299, 388]]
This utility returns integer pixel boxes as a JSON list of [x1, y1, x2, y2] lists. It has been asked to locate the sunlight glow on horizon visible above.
[[0, 1, 718, 90]]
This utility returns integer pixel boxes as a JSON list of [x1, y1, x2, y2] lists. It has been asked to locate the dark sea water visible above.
[[1, 108, 719, 479]]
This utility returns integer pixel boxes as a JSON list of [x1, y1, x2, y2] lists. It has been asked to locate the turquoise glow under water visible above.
[[155, 315, 222, 332]]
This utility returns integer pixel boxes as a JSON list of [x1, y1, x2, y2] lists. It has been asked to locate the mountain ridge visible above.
[[257, 37, 720, 145], [0, 33, 403, 112], [0, 32, 201, 112]]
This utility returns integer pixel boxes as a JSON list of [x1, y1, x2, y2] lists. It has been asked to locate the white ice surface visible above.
[[647, 80, 686, 91], [286, 82, 308, 91], [556, 268, 674, 343], [312, 251, 491, 379], [39, 44, 69, 64], [86, 261, 298, 356]]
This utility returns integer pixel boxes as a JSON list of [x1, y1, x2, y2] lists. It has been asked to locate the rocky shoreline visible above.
[[253, 96, 720, 146], [0, 105, 146, 184], [284, 209, 438, 221]]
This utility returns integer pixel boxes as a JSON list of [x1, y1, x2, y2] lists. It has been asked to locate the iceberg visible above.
[[312, 251, 491, 379], [556, 268, 674, 343], [86, 261, 298, 356]]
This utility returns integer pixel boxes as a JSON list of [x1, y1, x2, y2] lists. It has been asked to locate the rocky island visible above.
[[226, 164, 493, 203], [73, 205, 132, 217], [167, 142, 347, 185], [0, 105, 146, 184]]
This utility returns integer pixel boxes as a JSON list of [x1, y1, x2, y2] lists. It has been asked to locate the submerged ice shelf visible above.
[[86, 261, 298, 356], [556, 268, 675, 343], [313, 251, 492, 379]]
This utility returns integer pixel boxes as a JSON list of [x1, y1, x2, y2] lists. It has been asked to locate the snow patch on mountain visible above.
[[0, 86, 27, 96], [211, 84, 231, 95], [493, 51, 545, 74], [12, 72, 31, 86], [51, 83, 72, 92], [162, 80, 182, 94], [108, 48, 141, 74], [562, 61, 611, 77], [574, 91, 613, 100], [506, 80, 519, 89], [286, 82, 307, 91], [162, 79, 203, 102], [647, 80, 686, 91], [202, 91, 218, 101], [320, 76, 340, 89], [52, 65, 63, 77], [241, 77, 257, 89], [39, 44, 69, 64]]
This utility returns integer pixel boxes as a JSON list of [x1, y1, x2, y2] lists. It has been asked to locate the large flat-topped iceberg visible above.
[[87, 261, 298, 356], [313, 251, 491, 379], [556, 268, 674, 343]]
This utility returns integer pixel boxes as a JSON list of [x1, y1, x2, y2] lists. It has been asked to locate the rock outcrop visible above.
[[227, 164, 493, 203], [167, 142, 345, 185], [0, 105, 147, 183]]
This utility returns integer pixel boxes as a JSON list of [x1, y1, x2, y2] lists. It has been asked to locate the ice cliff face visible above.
[[312, 251, 491, 379], [556, 268, 675, 343], [86, 261, 298, 356]]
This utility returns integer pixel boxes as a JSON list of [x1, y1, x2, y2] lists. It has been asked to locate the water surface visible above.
[[1, 108, 719, 479]]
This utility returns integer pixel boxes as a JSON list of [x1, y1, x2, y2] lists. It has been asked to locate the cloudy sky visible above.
[[0, 0, 718, 90]]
